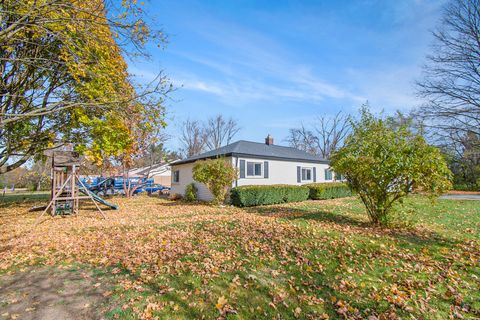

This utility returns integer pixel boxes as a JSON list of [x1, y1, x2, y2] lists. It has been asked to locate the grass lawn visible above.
[[0, 195, 478, 319], [0, 190, 50, 205]]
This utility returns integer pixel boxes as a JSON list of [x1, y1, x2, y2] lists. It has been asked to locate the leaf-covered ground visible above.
[[0, 195, 478, 319]]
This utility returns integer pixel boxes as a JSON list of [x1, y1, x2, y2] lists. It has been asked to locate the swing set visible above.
[[36, 151, 117, 222]]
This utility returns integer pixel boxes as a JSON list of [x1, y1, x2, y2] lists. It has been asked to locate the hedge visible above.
[[305, 182, 352, 200], [453, 183, 479, 191], [230, 184, 309, 207]]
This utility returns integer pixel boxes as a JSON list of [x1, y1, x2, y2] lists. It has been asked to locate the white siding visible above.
[[170, 161, 219, 201], [171, 156, 334, 201], [233, 157, 332, 187]]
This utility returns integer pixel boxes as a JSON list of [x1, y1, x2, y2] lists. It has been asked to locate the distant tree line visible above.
[[415, 0, 479, 190], [285, 111, 351, 160], [179, 114, 241, 158]]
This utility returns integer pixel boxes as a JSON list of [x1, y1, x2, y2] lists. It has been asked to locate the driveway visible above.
[[440, 194, 480, 201]]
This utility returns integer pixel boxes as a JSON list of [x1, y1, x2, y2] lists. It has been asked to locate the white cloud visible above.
[[346, 66, 425, 112], [166, 18, 363, 105], [180, 78, 226, 96], [133, 3, 439, 113], [172, 71, 351, 105]]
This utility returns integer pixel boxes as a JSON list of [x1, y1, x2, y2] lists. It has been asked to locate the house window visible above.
[[324, 169, 333, 181], [301, 167, 312, 181], [246, 161, 262, 177], [335, 172, 344, 181], [172, 170, 180, 183]]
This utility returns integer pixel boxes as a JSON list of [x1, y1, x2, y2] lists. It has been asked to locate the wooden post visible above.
[[36, 175, 72, 223], [51, 160, 56, 215], [71, 165, 76, 214]]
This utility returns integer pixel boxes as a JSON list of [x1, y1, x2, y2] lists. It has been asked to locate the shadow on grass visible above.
[[0, 266, 109, 319], [111, 264, 399, 319], [246, 205, 368, 226], [246, 204, 462, 249], [0, 192, 50, 208]]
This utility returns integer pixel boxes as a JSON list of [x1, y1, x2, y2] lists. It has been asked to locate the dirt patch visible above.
[[0, 266, 111, 320], [447, 190, 480, 195], [440, 194, 480, 201]]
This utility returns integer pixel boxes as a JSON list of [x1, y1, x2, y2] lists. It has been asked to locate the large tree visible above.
[[286, 126, 318, 156], [178, 115, 241, 158], [0, 0, 169, 174], [416, 0, 480, 189], [204, 115, 240, 151], [416, 0, 480, 140], [286, 112, 351, 159], [331, 108, 452, 225], [179, 119, 206, 158]]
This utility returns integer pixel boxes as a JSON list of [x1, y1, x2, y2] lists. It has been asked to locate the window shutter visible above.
[[297, 166, 301, 183], [240, 160, 245, 178], [264, 161, 269, 178], [313, 167, 316, 182]]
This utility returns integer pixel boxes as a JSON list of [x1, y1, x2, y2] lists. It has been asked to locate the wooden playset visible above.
[[37, 151, 116, 221]]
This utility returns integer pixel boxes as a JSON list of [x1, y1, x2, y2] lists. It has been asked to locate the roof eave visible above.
[[171, 152, 329, 166], [170, 153, 234, 166], [230, 152, 329, 164]]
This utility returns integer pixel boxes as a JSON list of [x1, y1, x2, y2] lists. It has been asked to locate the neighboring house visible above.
[[128, 162, 172, 187], [170, 135, 336, 201]]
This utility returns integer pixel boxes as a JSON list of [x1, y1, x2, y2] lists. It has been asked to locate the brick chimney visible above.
[[265, 134, 274, 145]]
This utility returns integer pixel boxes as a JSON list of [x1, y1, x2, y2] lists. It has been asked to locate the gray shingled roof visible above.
[[172, 140, 329, 165]]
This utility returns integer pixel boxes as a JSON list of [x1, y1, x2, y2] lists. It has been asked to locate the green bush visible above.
[[453, 183, 479, 191], [330, 107, 452, 225], [230, 185, 309, 207], [306, 182, 353, 200], [193, 158, 237, 204], [184, 183, 198, 201]]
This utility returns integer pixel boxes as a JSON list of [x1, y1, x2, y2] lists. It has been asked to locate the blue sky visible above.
[[128, 0, 446, 150]]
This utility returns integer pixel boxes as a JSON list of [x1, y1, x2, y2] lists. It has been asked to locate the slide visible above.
[[78, 185, 118, 210], [82, 177, 115, 195]]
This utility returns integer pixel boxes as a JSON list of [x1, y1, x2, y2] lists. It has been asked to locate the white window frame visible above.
[[246, 161, 263, 178], [301, 167, 313, 182]]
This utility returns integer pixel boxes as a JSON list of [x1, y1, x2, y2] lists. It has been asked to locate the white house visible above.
[[128, 162, 172, 187], [170, 135, 335, 201]]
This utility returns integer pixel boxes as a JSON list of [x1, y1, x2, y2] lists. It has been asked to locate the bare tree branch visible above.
[[286, 112, 351, 159], [179, 119, 206, 158], [203, 115, 241, 151], [416, 0, 480, 138]]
